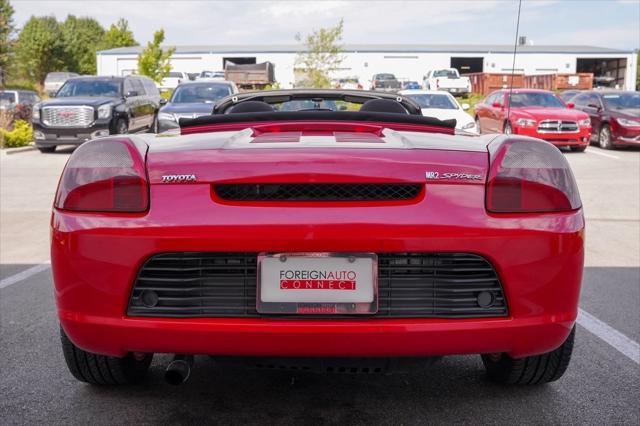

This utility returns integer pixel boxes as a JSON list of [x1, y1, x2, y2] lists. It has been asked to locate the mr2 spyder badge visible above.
[[426, 171, 482, 181], [161, 174, 197, 183]]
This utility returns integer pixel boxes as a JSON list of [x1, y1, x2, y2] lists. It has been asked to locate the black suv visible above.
[[32, 75, 161, 152]]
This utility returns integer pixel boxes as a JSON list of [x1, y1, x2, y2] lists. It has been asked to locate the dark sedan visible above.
[[156, 80, 238, 132], [572, 90, 640, 149]]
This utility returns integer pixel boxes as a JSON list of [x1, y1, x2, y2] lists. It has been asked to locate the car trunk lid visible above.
[[141, 129, 491, 186]]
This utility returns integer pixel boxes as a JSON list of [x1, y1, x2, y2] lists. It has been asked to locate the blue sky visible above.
[[11, 0, 640, 50]]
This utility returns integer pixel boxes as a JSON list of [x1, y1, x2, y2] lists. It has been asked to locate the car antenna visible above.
[[506, 0, 523, 123]]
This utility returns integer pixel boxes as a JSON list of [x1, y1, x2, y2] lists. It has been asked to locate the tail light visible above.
[[486, 138, 581, 213], [55, 138, 149, 212]]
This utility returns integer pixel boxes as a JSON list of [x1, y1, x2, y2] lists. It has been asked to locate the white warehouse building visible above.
[[97, 44, 638, 90]]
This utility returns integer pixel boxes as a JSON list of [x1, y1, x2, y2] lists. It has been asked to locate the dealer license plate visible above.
[[257, 253, 378, 315]]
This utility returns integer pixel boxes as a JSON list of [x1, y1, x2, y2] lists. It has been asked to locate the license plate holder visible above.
[[257, 253, 378, 315]]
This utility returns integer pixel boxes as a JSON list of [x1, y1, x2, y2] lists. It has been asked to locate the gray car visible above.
[[156, 80, 238, 132]]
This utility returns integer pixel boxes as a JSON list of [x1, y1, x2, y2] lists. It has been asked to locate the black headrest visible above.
[[227, 101, 275, 114], [359, 99, 408, 114]]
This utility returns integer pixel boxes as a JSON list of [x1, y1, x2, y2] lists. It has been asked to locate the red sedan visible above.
[[475, 89, 592, 152], [52, 90, 583, 387], [571, 90, 640, 149]]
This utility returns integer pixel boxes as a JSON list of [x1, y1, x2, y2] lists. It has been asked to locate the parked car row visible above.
[[21, 70, 639, 155]]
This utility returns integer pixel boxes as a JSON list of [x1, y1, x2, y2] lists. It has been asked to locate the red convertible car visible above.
[[52, 90, 583, 386], [475, 89, 592, 152]]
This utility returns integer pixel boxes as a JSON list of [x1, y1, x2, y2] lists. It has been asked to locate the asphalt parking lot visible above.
[[1, 145, 639, 425]]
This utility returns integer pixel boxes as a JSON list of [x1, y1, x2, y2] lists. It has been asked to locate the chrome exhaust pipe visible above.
[[165, 354, 194, 385]]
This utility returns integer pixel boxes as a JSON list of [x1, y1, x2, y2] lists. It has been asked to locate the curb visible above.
[[0, 144, 37, 156]]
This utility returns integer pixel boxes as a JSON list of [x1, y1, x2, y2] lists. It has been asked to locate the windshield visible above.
[[602, 93, 640, 109], [375, 74, 395, 80], [56, 80, 121, 97], [509, 92, 565, 108], [170, 84, 233, 103], [0, 92, 16, 104], [407, 94, 458, 110], [273, 99, 360, 112], [433, 70, 458, 78]]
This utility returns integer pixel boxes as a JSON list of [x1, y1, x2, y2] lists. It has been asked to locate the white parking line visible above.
[[586, 150, 620, 160], [577, 308, 640, 364], [0, 263, 51, 289]]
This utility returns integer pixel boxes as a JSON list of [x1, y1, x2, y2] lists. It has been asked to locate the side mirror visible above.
[[492, 102, 503, 108], [160, 98, 168, 105], [587, 103, 601, 110], [461, 103, 470, 111], [566, 102, 575, 109], [125, 90, 138, 98]]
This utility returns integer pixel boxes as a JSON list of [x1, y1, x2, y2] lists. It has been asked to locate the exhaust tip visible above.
[[164, 355, 193, 385]]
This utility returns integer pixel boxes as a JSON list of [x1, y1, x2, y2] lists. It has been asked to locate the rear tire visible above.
[[37, 146, 56, 153], [598, 124, 614, 150], [570, 145, 587, 152], [482, 326, 575, 385], [60, 327, 152, 385]]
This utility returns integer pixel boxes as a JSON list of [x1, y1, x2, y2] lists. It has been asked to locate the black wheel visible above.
[[598, 124, 614, 150], [475, 117, 481, 134], [37, 146, 56, 153], [504, 121, 513, 135], [113, 118, 128, 135], [60, 327, 152, 385], [482, 326, 575, 385], [570, 145, 587, 152]]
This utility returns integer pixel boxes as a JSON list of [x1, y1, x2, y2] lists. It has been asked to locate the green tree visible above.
[[61, 15, 105, 75], [101, 18, 137, 50], [0, 0, 15, 85], [137, 29, 174, 83], [14, 16, 65, 85], [294, 19, 344, 88]]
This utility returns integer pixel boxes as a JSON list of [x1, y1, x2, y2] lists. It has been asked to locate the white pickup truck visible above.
[[423, 68, 471, 96]]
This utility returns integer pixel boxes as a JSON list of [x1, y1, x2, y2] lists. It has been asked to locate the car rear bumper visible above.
[[60, 309, 575, 359], [52, 184, 584, 359]]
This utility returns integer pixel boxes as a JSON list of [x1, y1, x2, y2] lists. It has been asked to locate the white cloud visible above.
[[9, 0, 639, 49]]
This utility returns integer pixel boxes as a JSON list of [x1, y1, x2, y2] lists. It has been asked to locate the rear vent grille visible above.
[[213, 183, 422, 202], [128, 252, 507, 318]]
